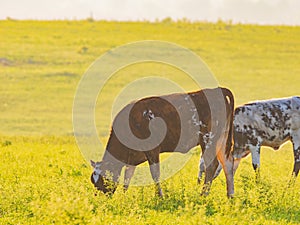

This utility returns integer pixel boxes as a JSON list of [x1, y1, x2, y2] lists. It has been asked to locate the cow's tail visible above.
[[221, 87, 234, 158]]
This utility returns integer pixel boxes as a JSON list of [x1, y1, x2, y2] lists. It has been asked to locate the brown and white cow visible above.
[[199, 96, 300, 181], [91, 87, 235, 197], [232, 96, 300, 177]]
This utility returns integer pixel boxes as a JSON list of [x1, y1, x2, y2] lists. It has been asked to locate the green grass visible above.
[[0, 20, 299, 224], [0, 137, 299, 224]]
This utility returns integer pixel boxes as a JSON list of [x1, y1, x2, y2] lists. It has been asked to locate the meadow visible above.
[[0, 19, 299, 224]]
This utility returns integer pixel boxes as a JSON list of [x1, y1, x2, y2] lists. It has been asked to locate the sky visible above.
[[0, 0, 299, 25]]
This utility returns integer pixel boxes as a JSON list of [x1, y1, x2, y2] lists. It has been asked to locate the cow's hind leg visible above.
[[198, 157, 222, 184], [292, 132, 300, 177], [214, 162, 223, 179], [198, 157, 205, 184], [217, 151, 234, 198], [201, 157, 219, 196], [145, 149, 163, 197], [123, 165, 136, 191]]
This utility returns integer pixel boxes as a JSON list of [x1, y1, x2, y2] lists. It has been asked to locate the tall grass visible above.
[[0, 137, 299, 224]]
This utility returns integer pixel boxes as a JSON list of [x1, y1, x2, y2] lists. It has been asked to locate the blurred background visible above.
[[1, 0, 300, 25]]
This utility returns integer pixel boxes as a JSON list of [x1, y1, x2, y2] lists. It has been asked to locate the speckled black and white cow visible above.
[[198, 96, 300, 181], [233, 96, 300, 176]]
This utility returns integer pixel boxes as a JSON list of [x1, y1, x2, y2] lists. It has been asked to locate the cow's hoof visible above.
[[200, 190, 209, 197], [227, 193, 234, 199], [156, 189, 163, 198], [197, 178, 201, 185], [123, 185, 129, 192]]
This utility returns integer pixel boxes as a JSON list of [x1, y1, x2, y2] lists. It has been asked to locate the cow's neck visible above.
[[101, 150, 124, 183]]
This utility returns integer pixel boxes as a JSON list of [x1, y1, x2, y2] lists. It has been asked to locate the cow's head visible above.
[[90, 160, 117, 195]]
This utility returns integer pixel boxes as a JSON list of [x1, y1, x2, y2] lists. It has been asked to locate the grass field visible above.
[[0, 19, 299, 224]]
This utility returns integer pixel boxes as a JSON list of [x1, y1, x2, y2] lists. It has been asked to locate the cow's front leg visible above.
[[250, 145, 261, 179], [149, 162, 163, 197], [292, 133, 300, 177], [123, 165, 136, 191], [145, 150, 163, 197]]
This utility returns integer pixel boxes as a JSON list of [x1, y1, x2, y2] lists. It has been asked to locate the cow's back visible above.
[[106, 87, 234, 165]]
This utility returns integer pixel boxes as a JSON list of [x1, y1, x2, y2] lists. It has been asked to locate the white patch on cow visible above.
[[203, 132, 215, 150], [93, 162, 102, 174], [190, 106, 206, 130], [143, 109, 155, 120], [143, 110, 147, 117], [190, 107, 197, 112], [194, 120, 205, 126], [184, 96, 191, 105], [93, 173, 100, 183], [92, 161, 102, 183], [148, 110, 154, 119], [192, 111, 197, 121]]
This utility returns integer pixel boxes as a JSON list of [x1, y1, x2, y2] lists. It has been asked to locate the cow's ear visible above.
[[90, 160, 96, 168]]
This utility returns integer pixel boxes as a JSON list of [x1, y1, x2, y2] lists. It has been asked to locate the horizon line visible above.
[[2, 16, 299, 27]]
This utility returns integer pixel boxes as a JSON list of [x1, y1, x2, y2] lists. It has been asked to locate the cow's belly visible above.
[[260, 130, 290, 150], [262, 138, 289, 150]]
